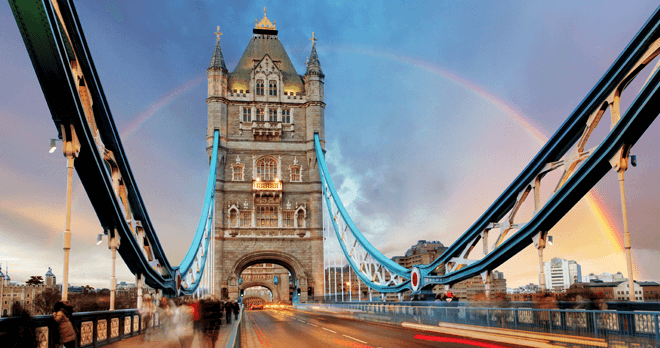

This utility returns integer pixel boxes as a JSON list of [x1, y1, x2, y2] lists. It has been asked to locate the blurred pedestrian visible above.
[[232, 300, 240, 320], [200, 296, 221, 348], [174, 302, 194, 348], [3, 303, 37, 348], [53, 301, 76, 348], [139, 295, 156, 341], [224, 300, 232, 325]]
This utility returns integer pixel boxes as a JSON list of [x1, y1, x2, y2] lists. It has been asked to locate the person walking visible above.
[[200, 296, 221, 348], [53, 301, 77, 348], [232, 300, 240, 320], [224, 300, 232, 325]]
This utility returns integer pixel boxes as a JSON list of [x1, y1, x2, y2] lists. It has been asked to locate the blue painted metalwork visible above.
[[8, 0, 219, 295], [316, 134, 411, 293], [177, 130, 219, 293], [315, 5, 660, 293]]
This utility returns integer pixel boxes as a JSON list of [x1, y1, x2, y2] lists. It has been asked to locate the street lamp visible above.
[[52, 125, 80, 302], [49, 138, 62, 153], [96, 234, 104, 245], [98, 230, 120, 310]]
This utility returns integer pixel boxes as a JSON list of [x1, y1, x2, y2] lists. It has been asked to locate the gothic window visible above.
[[269, 81, 277, 96], [283, 212, 294, 227], [256, 206, 278, 227], [256, 157, 277, 181], [243, 108, 252, 122], [290, 166, 301, 182], [256, 108, 265, 121], [269, 109, 277, 122], [282, 109, 291, 123], [241, 211, 251, 227], [256, 80, 265, 95], [232, 164, 244, 181]]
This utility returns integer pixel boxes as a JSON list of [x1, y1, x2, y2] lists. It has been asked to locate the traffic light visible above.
[[240, 289, 245, 297], [297, 288, 301, 296]]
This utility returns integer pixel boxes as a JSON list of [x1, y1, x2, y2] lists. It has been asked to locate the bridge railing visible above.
[[297, 303, 660, 347], [0, 309, 160, 348]]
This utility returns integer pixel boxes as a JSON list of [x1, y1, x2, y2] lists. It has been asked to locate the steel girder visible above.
[[9, 0, 218, 296], [315, 5, 660, 293]]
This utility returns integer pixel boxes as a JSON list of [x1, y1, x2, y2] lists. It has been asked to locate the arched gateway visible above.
[[206, 10, 325, 302]]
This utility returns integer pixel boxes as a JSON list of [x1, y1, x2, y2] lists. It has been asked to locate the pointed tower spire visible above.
[[209, 26, 227, 71], [305, 32, 324, 78]]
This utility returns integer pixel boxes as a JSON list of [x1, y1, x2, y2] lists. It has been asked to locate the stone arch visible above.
[[229, 250, 307, 282], [241, 280, 279, 301]]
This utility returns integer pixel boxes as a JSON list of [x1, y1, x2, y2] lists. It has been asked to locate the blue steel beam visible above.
[[9, 0, 219, 295], [316, 5, 660, 293]]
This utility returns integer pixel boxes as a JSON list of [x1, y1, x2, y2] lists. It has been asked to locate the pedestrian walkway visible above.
[[105, 319, 238, 348]]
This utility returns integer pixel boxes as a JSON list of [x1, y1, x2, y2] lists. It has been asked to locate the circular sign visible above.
[[411, 267, 422, 292]]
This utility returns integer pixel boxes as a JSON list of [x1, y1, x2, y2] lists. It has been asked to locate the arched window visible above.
[[269, 80, 277, 96], [256, 157, 277, 181], [256, 80, 265, 95]]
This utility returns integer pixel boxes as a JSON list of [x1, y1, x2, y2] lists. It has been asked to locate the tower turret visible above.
[[207, 26, 229, 151], [303, 32, 325, 167], [0, 264, 5, 287], [45, 267, 56, 288]]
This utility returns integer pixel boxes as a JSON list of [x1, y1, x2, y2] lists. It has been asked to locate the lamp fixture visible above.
[[49, 138, 61, 153], [547, 235, 553, 246], [96, 234, 104, 245]]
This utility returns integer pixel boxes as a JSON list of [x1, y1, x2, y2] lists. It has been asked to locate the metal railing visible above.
[[0, 309, 160, 348], [297, 302, 660, 347]]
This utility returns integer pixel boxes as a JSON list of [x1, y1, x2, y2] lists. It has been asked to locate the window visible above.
[[256, 157, 277, 181], [256, 206, 278, 227], [269, 81, 277, 96], [283, 212, 294, 227], [243, 108, 252, 122], [282, 109, 291, 123], [256, 80, 264, 95], [229, 210, 238, 227], [256, 108, 264, 121], [232, 164, 244, 181], [269, 109, 277, 122], [241, 211, 251, 227], [290, 166, 301, 182]]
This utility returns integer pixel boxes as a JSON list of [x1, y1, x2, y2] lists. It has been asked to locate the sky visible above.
[[1, 1, 660, 290]]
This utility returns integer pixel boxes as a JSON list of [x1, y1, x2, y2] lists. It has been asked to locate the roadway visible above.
[[242, 309, 528, 348]]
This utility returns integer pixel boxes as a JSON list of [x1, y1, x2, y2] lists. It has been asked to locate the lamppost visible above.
[[96, 230, 120, 310], [51, 125, 80, 301]]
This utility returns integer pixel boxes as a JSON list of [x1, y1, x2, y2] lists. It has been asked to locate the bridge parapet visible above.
[[0, 309, 159, 348]]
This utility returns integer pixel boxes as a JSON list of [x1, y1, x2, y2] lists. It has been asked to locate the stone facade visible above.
[[208, 11, 325, 302], [0, 266, 57, 316]]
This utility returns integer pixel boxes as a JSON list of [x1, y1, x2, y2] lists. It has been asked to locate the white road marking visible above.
[[307, 323, 318, 327], [322, 327, 337, 333], [343, 335, 367, 344]]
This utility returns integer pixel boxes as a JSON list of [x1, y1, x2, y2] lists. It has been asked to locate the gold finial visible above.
[[255, 6, 276, 30], [310, 32, 318, 46], [215, 26, 223, 41]]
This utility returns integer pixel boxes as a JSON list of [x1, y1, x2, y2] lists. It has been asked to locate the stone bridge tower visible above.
[[206, 8, 325, 302]]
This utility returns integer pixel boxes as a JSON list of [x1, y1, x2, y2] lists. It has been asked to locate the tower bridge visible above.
[[5, 1, 660, 347]]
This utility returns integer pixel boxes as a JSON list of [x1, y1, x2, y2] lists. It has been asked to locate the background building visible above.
[[544, 257, 582, 291], [1, 266, 57, 316]]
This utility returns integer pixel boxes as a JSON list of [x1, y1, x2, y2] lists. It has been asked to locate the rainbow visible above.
[[108, 45, 625, 254], [328, 44, 625, 253], [120, 75, 206, 139]]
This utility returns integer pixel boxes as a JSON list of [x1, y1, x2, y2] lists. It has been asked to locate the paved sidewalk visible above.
[[105, 320, 238, 348]]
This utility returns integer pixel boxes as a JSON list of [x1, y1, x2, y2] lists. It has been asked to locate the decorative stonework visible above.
[[111, 318, 119, 338], [81, 321, 93, 346], [124, 316, 131, 334], [224, 229, 308, 238], [35, 326, 48, 348], [97, 319, 107, 341]]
